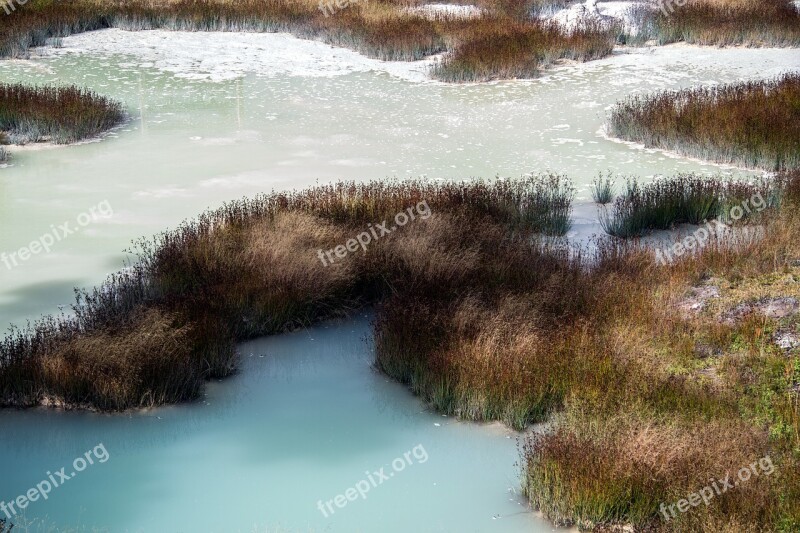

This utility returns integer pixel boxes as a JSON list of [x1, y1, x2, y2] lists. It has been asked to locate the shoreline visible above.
[[27, 28, 800, 85], [596, 125, 770, 174], [0, 5, 798, 530]]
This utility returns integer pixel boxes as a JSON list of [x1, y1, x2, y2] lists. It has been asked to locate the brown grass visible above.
[[0, 0, 616, 81], [0, 175, 575, 409], [608, 74, 800, 171], [519, 170, 800, 531], [0, 83, 125, 144], [524, 414, 776, 531], [1, 171, 799, 530], [431, 18, 616, 82], [652, 0, 800, 47], [40, 308, 197, 410]]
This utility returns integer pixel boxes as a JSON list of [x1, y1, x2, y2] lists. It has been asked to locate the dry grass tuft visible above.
[[524, 413, 775, 530], [609, 73, 800, 171], [0, 83, 125, 144], [431, 19, 616, 82], [650, 0, 800, 47]]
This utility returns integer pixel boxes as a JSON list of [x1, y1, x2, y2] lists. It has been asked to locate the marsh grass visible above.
[[3, 0, 798, 82], [590, 173, 615, 204], [498, 172, 574, 234], [436, 18, 616, 82], [523, 414, 779, 531], [609, 73, 800, 171], [520, 170, 800, 533], [0, 174, 573, 409], [0, 0, 104, 58], [599, 175, 777, 238], [2, 171, 800, 531], [0, 83, 125, 144], [431, 19, 616, 82], [0, 0, 615, 82], [648, 0, 800, 47]]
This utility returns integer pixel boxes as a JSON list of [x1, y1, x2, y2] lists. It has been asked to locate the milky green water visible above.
[[0, 31, 798, 532], [0, 314, 551, 532], [3, 40, 798, 327]]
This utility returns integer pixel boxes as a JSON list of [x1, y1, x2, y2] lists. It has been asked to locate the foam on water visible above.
[[36, 28, 800, 88], [38, 29, 436, 83]]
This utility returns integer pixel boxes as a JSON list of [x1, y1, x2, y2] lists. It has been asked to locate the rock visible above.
[[721, 297, 799, 325], [762, 297, 799, 319], [677, 285, 720, 318], [774, 330, 800, 351], [721, 301, 756, 325]]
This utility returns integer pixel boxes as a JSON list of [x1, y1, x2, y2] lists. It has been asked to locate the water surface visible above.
[[0, 315, 551, 532], [1, 37, 798, 325], [1, 31, 799, 533]]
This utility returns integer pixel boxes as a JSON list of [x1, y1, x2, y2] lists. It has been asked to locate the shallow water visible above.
[[0, 30, 799, 533], [0, 314, 552, 532], [0, 35, 798, 325]]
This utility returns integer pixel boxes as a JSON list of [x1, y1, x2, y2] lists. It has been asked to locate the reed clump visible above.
[[0, 83, 125, 144], [431, 19, 616, 82], [591, 172, 615, 204], [38, 308, 199, 410], [648, 0, 800, 47], [599, 174, 779, 238], [608, 73, 800, 171], [524, 413, 780, 530], [0, 0, 104, 58]]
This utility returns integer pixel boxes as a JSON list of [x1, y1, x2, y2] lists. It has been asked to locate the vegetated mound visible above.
[[1, 171, 799, 532], [0, 174, 576, 411], [608, 73, 800, 171], [0, 83, 125, 145], [524, 170, 800, 531], [647, 0, 800, 47]]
